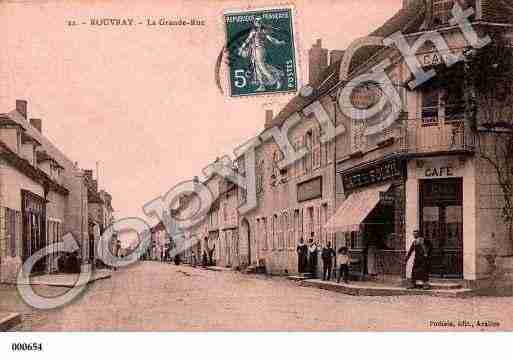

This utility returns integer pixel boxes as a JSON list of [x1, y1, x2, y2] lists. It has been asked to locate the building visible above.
[[149, 221, 169, 261], [315, 0, 513, 287], [0, 99, 113, 282], [167, 0, 513, 289]]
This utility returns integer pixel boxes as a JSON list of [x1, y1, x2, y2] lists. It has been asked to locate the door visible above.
[[21, 190, 46, 274], [420, 178, 463, 278]]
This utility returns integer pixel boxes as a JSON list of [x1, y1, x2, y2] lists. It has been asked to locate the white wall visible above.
[[0, 161, 44, 211]]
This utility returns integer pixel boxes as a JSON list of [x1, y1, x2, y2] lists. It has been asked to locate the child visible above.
[[337, 247, 350, 284]]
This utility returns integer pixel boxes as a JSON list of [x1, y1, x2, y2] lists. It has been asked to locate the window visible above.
[[272, 215, 278, 250], [262, 218, 268, 250], [444, 84, 465, 123], [293, 210, 300, 245], [304, 131, 313, 173], [422, 87, 440, 126], [16, 130, 22, 153], [432, 0, 455, 26], [256, 160, 264, 194], [307, 207, 314, 237]]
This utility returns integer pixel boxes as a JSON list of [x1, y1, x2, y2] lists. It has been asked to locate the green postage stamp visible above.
[[224, 8, 298, 97]]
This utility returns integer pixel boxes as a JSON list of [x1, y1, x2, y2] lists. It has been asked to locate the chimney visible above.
[[403, 0, 414, 8], [264, 109, 274, 129], [84, 169, 93, 184], [329, 50, 345, 66], [30, 118, 42, 133], [16, 100, 27, 119], [308, 39, 329, 85]]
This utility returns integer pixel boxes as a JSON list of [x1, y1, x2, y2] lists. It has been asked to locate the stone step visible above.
[[429, 281, 463, 290], [287, 273, 313, 281], [299, 279, 475, 298]]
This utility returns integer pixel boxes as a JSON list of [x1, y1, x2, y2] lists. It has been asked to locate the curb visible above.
[[0, 312, 22, 331], [298, 280, 477, 298]]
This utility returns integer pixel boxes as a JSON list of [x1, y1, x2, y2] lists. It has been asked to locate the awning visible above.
[[324, 183, 391, 232]]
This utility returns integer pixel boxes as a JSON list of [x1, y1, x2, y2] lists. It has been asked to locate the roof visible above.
[[0, 116, 25, 130], [0, 140, 69, 196], [7, 109, 78, 174], [21, 131, 42, 146], [271, 0, 427, 126], [36, 150, 64, 169]]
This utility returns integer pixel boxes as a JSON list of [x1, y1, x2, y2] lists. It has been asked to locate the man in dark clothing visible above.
[[208, 243, 216, 266], [296, 238, 308, 273], [202, 250, 209, 267], [321, 241, 336, 281], [405, 230, 432, 289], [308, 236, 318, 278]]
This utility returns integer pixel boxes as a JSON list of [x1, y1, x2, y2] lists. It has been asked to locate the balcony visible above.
[[398, 119, 475, 156]]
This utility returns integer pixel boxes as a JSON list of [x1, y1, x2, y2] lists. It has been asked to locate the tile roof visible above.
[[0, 116, 25, 129], [0, 140, 69, 196], [36, 150, 64, 169], [7, 109, 77, 174]]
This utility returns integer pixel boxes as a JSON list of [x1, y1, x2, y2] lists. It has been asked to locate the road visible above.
[[8, 261, 513, 331]]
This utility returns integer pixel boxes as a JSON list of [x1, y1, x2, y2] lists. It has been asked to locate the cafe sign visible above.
[[417, 49, 463, 68], [417, 158, 463, 179]]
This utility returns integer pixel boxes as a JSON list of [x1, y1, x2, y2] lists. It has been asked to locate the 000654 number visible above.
[[11, 343, 43, 351]]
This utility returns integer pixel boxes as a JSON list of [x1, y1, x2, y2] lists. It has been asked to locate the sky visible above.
[[0, 0, 401, 222]]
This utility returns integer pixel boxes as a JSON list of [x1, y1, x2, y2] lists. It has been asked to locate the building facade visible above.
[[322, 0, 513, 287], [0, 99, 114, 282], [167, 0, 513, 289]]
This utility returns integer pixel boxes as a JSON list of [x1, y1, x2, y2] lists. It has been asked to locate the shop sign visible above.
[[379, 192, 395, 205], [297, 176, 322, 202], [424, 166, 454, 177], [417, 158, 462, 179], [417, 49, 463, 68], [342, 159, 402, 191]]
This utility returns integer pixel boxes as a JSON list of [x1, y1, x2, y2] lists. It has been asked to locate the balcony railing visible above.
[[398, 118, 475, 155]]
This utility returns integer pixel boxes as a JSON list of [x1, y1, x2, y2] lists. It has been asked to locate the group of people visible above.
[[296, 233, 351, 283], [295, 229, 434, 289]]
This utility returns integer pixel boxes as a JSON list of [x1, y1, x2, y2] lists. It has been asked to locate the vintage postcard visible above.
[[1, 0, 513, 353]]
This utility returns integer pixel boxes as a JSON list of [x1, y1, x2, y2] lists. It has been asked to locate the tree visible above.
[[466, 34, 513, 251]]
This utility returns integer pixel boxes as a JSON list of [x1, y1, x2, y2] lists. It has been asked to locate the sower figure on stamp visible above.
[[237, 17, 286, 91], [296, 238, 308, 273], [321, 241, 336, 281], [405, 230, 433, 289]]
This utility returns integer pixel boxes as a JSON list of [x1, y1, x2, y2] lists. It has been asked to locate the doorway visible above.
[[21, 190, 46, 274], [241, 219, 251, 265], [420, 178, 463, 278]]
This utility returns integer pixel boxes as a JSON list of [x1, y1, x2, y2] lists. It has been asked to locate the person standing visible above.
[[405, 230, 432, 289], [308, 236, 318, 278], [337, 247, 351, 283], [296, 238, 308, 273], [321, 241, 336, 281]]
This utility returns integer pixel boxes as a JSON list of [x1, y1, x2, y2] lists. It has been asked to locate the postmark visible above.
[[223, 7, 297, 97]]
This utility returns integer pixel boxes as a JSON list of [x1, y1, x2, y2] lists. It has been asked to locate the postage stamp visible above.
[[224, 8, 297, 97]]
